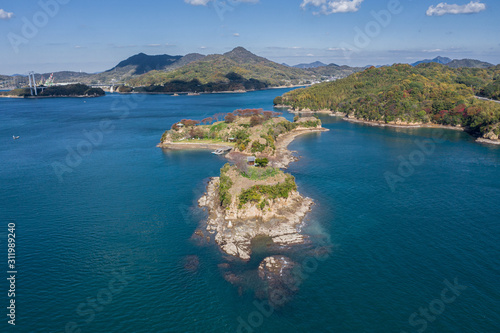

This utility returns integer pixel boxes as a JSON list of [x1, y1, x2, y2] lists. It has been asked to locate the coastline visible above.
[[285, 106, 468, 131], [343, 117, 466, 131], [117, 84, 309, 96]]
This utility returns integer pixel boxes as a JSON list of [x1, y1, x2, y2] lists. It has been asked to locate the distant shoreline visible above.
[[116, 84, 309, 96], [0, 95, 101, 99]]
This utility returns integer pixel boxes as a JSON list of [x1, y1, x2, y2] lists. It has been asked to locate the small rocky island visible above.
[[161, 109, 329, 303], [0, 83, 105, 98], [198, 163, 312, 260]]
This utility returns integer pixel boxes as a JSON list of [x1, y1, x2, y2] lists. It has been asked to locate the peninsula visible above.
[[159, 109, 328, 260], [275, 63, 500, 145]]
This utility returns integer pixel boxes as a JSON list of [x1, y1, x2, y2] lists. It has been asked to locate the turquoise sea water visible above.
[[0, 89, 499, 333]]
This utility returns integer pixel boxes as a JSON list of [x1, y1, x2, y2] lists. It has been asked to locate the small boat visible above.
[[13, 135, 20, 140], [212, 147, 232, 155], [212, 149, 225, 155]]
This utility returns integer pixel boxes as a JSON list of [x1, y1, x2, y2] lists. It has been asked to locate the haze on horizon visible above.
[[0, 0, 498, 74]]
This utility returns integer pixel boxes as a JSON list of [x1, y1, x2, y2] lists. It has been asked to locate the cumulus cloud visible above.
[[301, 0, 363, 15], [426, 1, 486, 16], [233, 33, 240, 37], [184, 0, 258, 5], [0, 9, 14, 20]]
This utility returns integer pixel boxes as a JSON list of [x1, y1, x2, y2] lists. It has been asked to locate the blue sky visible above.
[[0, 0, 498, 74]]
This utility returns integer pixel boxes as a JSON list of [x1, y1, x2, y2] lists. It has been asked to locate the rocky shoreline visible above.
[[284, 107, 500, 145], [191, 126, 329, 260], [161, 113, 331, 304], [197, 177, 313, 261]]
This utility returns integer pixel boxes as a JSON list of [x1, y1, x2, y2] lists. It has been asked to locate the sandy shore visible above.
[[276, 127, 330, 150]]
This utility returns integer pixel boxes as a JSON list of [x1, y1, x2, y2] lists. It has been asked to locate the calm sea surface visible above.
[[0, 89, 499, 333]]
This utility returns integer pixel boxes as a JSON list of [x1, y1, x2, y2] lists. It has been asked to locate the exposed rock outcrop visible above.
[[477, 123, 500, 145], [197, 177, 313, 260], [258, 256, 301, 306]]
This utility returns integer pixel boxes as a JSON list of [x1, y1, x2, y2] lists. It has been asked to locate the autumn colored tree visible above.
[[181, 119, 200, 127], [225, 113, 237, 123], [202, 117, 214, 125], [250, 115, 264, 127]]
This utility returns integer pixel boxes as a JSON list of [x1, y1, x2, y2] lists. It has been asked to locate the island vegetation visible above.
[[160, 108, 323, 161], [0, 84, 105, 98], [160, 110, 328, 262], [276, 63, 500, 142]]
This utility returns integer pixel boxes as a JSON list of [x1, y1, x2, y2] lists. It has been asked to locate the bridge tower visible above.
[[28, 72, 38, 96]]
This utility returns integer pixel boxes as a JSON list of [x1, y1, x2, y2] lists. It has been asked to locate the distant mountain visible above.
[[108, 53, 183, 75], [446, 59, 494, 69], [308, 63, 363, 78], [412, 56, 495, 69], [166, 53, 206, 70], [35, 71, 92, 82], [293, 61, 328, 69], [412, 56, 452, 66]]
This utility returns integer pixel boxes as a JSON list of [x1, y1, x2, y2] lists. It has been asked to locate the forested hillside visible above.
[[277, 63, 500, 138]]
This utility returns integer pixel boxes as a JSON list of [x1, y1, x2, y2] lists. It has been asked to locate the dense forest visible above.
[[277, 63, 500, 137]]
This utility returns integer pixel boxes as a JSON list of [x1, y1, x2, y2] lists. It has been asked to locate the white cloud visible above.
[[184, 0, 210, 5], [426, 1, 486, 16], [0, 9, 14, 20], [233, 33, 240, 37], [184, 0, 258, 5], [301, 0, 363, 15]]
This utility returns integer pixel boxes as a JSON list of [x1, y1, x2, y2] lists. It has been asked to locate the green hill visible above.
[[107, 53, 182, 75], [128, 47, 312, 87], [277, 63, 500, 138], [127, 47, 362, 91]]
